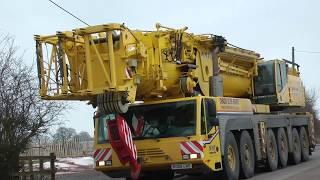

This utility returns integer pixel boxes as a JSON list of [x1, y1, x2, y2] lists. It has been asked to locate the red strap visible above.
[[107, 115, 141, 179]]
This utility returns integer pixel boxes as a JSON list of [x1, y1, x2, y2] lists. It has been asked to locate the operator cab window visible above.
[[201, 98, 217, 134], [96, 100, 197, 143], [276, 61, 288, 92], [122, 100, 197, 139], [254, 62, 276, 96], [97, 114, 110, 144]]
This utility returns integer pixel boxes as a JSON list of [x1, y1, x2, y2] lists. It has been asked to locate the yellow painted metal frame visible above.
[[35, 23, 262, 104]]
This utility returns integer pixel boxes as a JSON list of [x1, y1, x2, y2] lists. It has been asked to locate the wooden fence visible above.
[[22, 139, 94, 158], [11, 153, 56, 180]]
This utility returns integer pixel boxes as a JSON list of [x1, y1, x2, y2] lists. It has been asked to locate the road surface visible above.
[[57, 146, 320, 180]]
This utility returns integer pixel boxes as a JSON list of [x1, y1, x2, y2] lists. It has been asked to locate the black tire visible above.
[[239, 130, 255, 178], [300, 127, 310, 161], [266, 129, 278, 171], [277, 128, 288, 168], [223, 132, 240, 180], [291, 128, 301, 164]]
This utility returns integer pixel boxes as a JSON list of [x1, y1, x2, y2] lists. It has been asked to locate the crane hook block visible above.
[[107, 115, 141, 179]]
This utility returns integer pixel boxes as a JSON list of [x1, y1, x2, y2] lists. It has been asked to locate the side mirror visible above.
[[93, 111, 97, 127], [210, 117, 219, 126]]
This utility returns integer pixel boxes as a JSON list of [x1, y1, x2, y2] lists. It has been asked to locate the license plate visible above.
[[171, 163, 192, 170]]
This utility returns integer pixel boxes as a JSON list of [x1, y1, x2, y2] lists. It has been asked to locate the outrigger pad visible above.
[[107, 115, 141, 179]]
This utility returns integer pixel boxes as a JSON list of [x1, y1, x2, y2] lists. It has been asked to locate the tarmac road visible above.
[[250, 146, 320, 180], [57, 146, 320, 180]]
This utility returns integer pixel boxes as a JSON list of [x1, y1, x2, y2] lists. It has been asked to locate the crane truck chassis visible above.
[[94, 96, 314, 180], [34, 23, 315, 180]]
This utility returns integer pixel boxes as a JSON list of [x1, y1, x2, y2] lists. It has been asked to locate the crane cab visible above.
[[253, 59, 305, 108], [93, 96, 225, 179]]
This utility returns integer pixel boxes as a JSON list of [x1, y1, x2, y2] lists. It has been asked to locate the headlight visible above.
[[98, 161, 106, 166], [190, 154, 198, 159], [182, 153, 200, 160]]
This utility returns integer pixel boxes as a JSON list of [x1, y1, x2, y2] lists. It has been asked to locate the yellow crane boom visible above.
[[35, 23, 305, 114]]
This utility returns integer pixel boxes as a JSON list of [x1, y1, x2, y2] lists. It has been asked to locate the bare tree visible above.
[[34, 134, 53, 145], [304, 89, 320, 142], [52, 127, 76, 143], [0, 35, 66, 179], [76, 131, 92, 141]]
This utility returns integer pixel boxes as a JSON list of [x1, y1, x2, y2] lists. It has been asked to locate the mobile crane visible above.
[[35, 23, 315, 180]]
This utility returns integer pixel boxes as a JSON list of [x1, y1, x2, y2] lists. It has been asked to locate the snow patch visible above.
[[43, 161, 78, 169], [58, 156, 94, 166]]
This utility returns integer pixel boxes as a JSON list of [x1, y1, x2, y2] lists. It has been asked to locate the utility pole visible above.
[[292, 46, 295, 69]]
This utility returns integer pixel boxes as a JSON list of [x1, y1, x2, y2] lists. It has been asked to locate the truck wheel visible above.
[[239, 130, 255, 178], [277, 128, 288, 168], [300, 127, 310, 161], [223, 132, 240, 180], [266, 129, 278, 171], [291, 128, 301, 164]]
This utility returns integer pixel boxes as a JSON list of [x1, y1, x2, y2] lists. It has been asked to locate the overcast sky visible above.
[[1, 0, 319, 135]]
